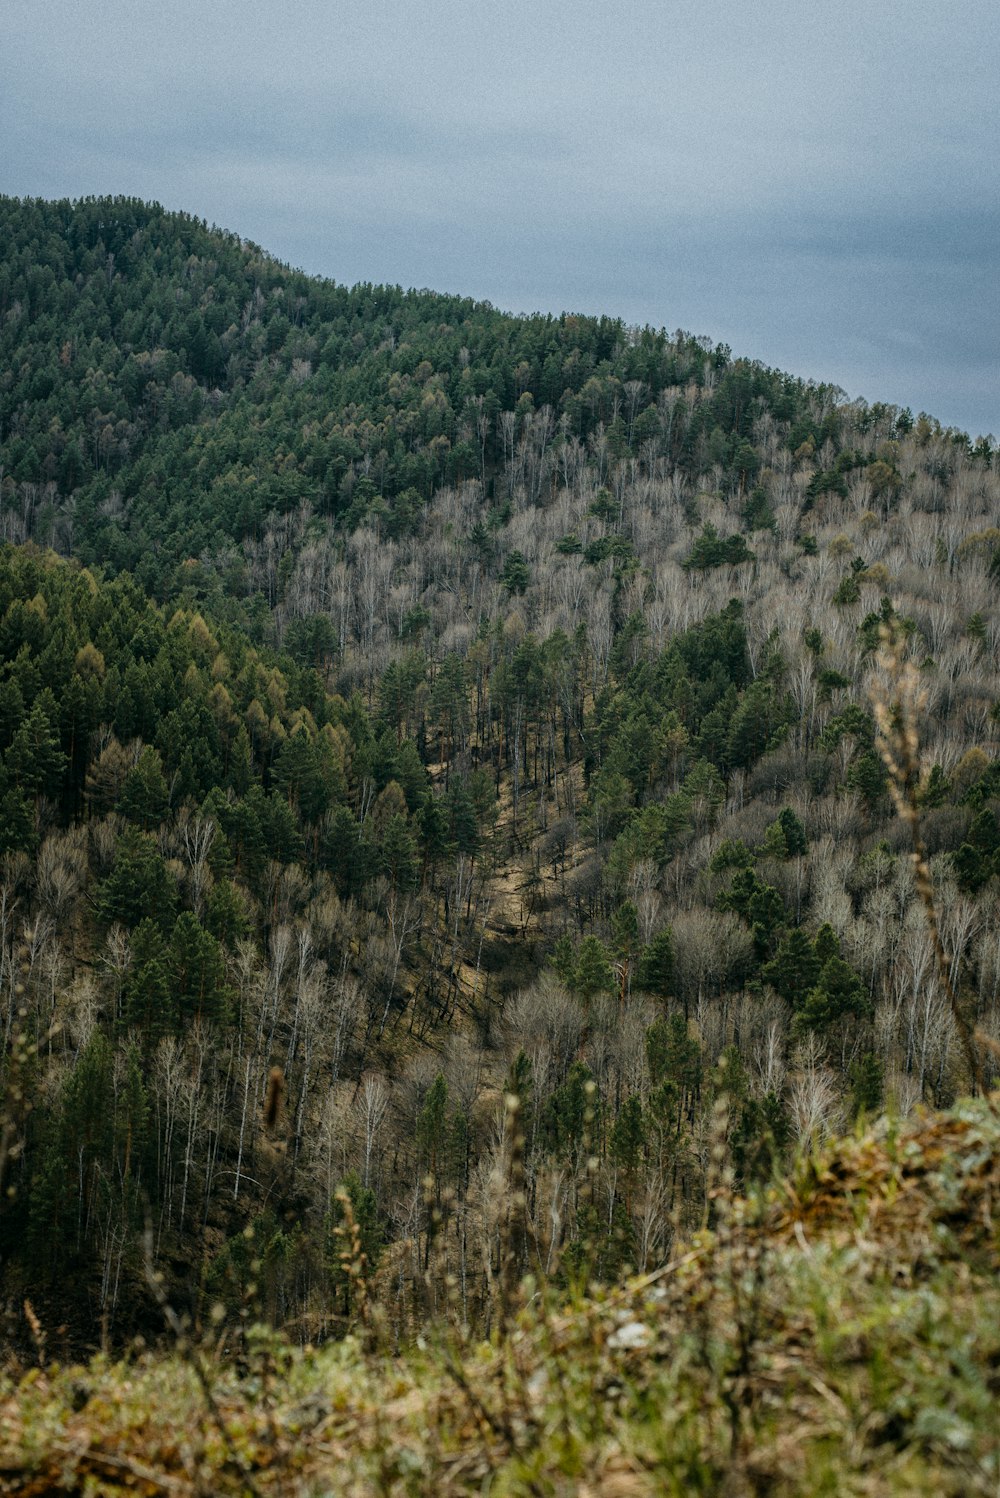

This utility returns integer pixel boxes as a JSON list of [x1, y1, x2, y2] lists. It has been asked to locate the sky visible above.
[[4, 0, 998, 438]]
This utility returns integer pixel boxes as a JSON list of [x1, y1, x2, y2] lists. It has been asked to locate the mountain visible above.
[[0, 195, 998, 1355]]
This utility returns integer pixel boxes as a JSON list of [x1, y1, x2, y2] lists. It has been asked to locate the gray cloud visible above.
[[3, 0, 998, 434]]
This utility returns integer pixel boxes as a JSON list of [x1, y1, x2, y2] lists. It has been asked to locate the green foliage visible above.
[[0, 197, 779, 590], [4, 696, 66, 798], [610, 900, 639, 959], [416, 1074, 466, 1185], [952, 808, 1000, 892], [543, 1062, 598, 1156], [850, 1052, 884, 1117], [761, 807, 807, 859], [683, 522, 755, 571], [761, 927, 821, 1007], [819, 703, 875, 753], [646, 1015, 701, 1105], [919, 763, 951, 809], [846, 748, 889, 807], [794, 954, 871, 1035], [552, 934, 617, 1000], [575, 935, 616, 998], [123, 917, 173, 1038], [0, 786, 36, 855], [96, 827, 177, 931], [858, 596, 915, 655], [741, 483, 775, 531], [832, 561, 865, 605], [117, 745, 170, 828], [731, 1090, 789, 1185], [328, 1170, 382, 1312], [636, 929, 675, 998], [718, 867, 786, 952], [9, 1099, 1000, 1497], [169, 912, 229, 1027], [610, 1092, 645, 1170], [709, 838, 754, 874]]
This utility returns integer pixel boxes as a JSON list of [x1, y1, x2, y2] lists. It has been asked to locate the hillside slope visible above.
[[0, 196, 998, 1352], [3, 1096, 999, 1494]]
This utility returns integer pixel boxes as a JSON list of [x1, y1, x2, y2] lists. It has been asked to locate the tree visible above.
[[636, 929, 674, 999], [850, 1052, 883, 1117], [683, 523, 754, 571], [328, 1170, 382, 1316], [543, 1062, 597, 1158], [718, 867, 786, 953], [0, 786, 36, 855], [4, 697, 65, 799], [647, 1014, 700, 1088], [379, 813, 420, 892], [501, 551, 530, 595], [28, 1030, 115, 1278], [416, 1074, 450, 1179], [726, 682, 785, 772], [124, 917, 173, 1039], [762, 807, 807, 859], [117, 745, 170, 829], [611, 1093, 645, 1170], [813, 922, 840, 965], [169, 913, 229, 1027], [731, 1091, 789, 1186], [572, 936, 615, 1001], [548, 934, 577, 987], [96, 828, 177, 931], [762, 928, 820, 1008], [952, 809, 999, 893], [795, 955, 870, 1036], [419, 794, 452, 882]]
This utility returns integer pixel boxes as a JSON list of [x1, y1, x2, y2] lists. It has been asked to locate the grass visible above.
[[1, 1097, 998, 1494]]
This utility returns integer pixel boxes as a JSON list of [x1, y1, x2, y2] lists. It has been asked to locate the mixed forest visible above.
[[0, 194, 999, 1358]]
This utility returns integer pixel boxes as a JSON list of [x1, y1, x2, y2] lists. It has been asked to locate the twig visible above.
[[628, 1243, 714, 1290], [59, 1445, 193, 1494]]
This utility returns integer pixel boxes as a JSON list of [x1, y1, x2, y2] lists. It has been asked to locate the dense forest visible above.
[[0, 194, 998, 1352]]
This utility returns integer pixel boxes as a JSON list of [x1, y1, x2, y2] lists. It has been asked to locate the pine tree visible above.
[[795, 955, 870, 1035], [636, 929, 675, 999], [572, 936, 615, 1000], [762, 928, 821, 1008], [117, 745, 170, 829], [96, 828, 177, 931]]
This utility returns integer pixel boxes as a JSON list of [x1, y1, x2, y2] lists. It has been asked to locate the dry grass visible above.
[[2, 1097, 998, 1495]]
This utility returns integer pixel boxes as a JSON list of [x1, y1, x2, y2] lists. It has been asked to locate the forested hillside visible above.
[[0, 195, 998, 1350]]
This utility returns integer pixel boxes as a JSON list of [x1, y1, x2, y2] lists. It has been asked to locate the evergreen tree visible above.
[[636, 929, 675, 999], [795, 956, 871, 1035], [4, 697, 65, 798], [96, 828, 177, 931], [169, 912, 229, 1027], [117, 745, 170, 829], [123, 917, 174, 1038], [572, 936, 616, 1000], [762, 928, 821, 1008]]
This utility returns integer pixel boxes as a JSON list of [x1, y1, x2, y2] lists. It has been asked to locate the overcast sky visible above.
[[4, 0, 998, 437]]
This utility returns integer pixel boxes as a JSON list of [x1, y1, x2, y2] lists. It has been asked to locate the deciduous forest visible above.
[[0, 194, 998, 1371]]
